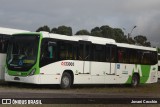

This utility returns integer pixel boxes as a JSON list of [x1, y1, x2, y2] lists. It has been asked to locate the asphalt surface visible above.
[[0, 83, 160, 104], [0, 86, 159, 98], [0, 89, 159, 104]]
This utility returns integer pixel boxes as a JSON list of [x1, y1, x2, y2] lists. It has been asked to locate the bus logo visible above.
[[61, 62, 74, 66], [19, 60, 23, 66]]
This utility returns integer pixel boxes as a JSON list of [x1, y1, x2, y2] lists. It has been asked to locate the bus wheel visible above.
[[60, 72, 71, 89], [131, 74, 139, 87]]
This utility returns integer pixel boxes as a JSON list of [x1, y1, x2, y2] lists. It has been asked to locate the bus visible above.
[[158, 53, 160, 79], [0, 27, 29, 80], [4, 32, 158, 88]]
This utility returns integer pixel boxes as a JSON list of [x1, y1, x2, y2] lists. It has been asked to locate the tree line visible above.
[[36, 25, 151, 47]]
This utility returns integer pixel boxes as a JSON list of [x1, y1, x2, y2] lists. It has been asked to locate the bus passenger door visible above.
[[106, 45, 117, 75], [78, 41, 91, 74]]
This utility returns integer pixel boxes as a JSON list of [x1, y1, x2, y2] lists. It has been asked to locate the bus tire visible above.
[[131, 74, 139, 87], [60, 72, 72, 89]]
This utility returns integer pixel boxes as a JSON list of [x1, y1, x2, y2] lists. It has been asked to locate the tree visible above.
[[51, 28, 58, 33], [91, 25, 115, 39], [100, 25, 115, 39], [36, 25, 152, 47], [56, 25, 72, 36], [36, 25, 50, 32], [75, 29, 90, 35], [113, 28, 127, 43], [134, 35, 151, 47], [128, 37, 135, 44], [91, 27, 102, 37]]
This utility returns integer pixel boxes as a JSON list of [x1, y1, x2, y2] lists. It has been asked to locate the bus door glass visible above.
[[106, 45, 117, 75], [78, 41, 91, 74], [40, 39, 57, 67]]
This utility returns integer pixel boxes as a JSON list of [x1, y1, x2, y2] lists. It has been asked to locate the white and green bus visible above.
[[0, 27, 29, 80], [5, 32, 158, 88]]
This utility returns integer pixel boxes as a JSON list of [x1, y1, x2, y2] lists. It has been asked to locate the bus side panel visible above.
[[40, 61, 72, 84], [40, 60, 92, 84], [145, 65, 157, 83], [115, 64, 157, 84], [73, 61, 92, 84], [0, 54, 6, 80], [116, 64, 135, 84], [91, 62, 106, 84]]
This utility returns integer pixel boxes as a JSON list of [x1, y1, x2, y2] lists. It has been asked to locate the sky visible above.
[[0, 0, 160, 47]]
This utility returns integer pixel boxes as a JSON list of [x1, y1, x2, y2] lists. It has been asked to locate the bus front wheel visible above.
[[131, 74, 139, 87], [60, 72, 72, 89]]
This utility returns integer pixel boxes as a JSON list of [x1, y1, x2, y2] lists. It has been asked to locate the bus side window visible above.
[[118, 49, 122, 62], [78, 44, 84, 60], [0, 35, 3, 53], [93, 44, 105, 62], [59, 42, 75, 60], [110, 48, 115, 62], [3, 35, 10, 53], [150, 52, 157, 65], [158, 55, 160, 60], [106, 46, 110, 62], [0, 34, 10, 53], [73, 45, 78, 60], [85, 44, 90, 60], [47, 42, 56, 60], [48, 46, 53, 58], [40, 39, 57, 67], [110, 46, 117, 63]]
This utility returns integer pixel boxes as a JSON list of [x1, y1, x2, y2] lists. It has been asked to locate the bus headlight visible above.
[[29, 68, 36, 76]]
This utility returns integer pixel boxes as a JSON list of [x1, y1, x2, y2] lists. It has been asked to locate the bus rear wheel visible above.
[[60, 72, 72, 89], [131, 74, 139, 87]]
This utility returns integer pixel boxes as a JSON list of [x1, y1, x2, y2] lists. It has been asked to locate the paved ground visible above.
[[0, 82, 159, 104], [0, 90, 159, 98], [0, 81, 159, 98]]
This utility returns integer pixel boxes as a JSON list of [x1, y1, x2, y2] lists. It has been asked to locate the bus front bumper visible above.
[[5, 73, 61, 84]]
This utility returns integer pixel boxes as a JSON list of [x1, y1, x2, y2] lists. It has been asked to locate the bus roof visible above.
[[40, 32, 116, 44], [116, 42, 156, 51], [41, 32, 82, 41], [0, 27, 29, 35], [17, 31, 157, 52], [74, 35, 116, 45]]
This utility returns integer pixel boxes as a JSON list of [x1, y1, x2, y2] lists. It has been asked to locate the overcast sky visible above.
[[0, 0, 160, 47]]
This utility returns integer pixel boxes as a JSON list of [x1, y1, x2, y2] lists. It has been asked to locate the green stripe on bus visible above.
[[126, 65, 151, 84], [140, 65, 151, 83]]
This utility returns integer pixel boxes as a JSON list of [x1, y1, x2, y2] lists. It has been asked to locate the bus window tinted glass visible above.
[[0, 34, 10, 53], [158, 55, 160, 60], [93, 45, 105, 62]]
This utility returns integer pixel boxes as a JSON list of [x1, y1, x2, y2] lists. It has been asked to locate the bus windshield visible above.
[[7, 34, 40, 71]]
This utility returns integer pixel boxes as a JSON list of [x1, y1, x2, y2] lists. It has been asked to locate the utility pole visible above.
[[123, 26, 137, 39], [128, 26, 137, 38], [123, 26, 137, 44]]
